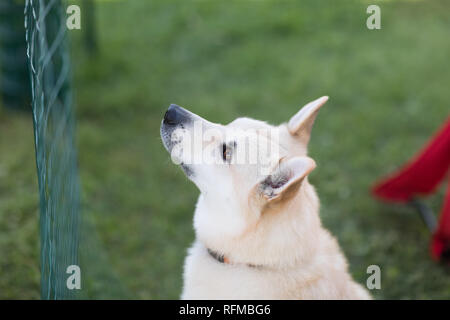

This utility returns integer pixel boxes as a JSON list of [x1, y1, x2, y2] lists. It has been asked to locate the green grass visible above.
[[1, 0, 450, 299]]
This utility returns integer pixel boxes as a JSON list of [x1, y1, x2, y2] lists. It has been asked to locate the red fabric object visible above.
[[372, 118, 450, 263], [372, 118, 450, 202]]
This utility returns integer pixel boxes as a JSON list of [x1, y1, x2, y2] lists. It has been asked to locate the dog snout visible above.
[[164, 104, 190, 125]]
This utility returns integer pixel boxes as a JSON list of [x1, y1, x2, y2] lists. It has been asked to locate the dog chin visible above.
[[163, 146, 192, 176]]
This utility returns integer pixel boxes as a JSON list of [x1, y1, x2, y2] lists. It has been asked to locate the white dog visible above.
[[160, 97, 371, 299]]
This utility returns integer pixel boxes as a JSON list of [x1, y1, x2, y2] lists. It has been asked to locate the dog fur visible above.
[[160, 97, 371, 299]]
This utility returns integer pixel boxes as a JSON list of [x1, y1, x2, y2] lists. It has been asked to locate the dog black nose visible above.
[[163, 104, 188, 125]]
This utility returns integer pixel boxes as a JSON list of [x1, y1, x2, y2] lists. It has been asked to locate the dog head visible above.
[[160, 96, 328, 243]]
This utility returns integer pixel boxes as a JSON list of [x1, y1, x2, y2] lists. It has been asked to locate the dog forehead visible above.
[[224, 118, 276, 145], [224, 117, 285, 152], [227, 117, 273, 130]]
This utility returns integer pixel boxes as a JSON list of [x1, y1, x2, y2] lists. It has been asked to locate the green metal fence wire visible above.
[[25, 0, 81, 299]]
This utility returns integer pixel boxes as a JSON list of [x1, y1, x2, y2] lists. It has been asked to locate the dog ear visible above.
[[288, 96, 328, 145], [259, 157, 316, 202]]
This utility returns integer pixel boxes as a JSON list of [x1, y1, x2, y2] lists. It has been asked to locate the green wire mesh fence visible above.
[[25, 0, 81, 299]]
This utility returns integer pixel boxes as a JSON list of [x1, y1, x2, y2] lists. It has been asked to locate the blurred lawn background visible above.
[[1, 0, 450, 299]]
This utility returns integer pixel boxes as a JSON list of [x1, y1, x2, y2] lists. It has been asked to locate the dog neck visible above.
[[196, 182, 326, 269]]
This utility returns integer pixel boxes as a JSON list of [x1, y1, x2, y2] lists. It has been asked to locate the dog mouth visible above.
[[161, 104, 204, 179], [180, 163, 193, 177], [160, 120, 174, 152], [160, 120, 194, 178]]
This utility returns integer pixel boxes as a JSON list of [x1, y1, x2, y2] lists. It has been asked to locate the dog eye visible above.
[[222, 143, 232, 162]]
